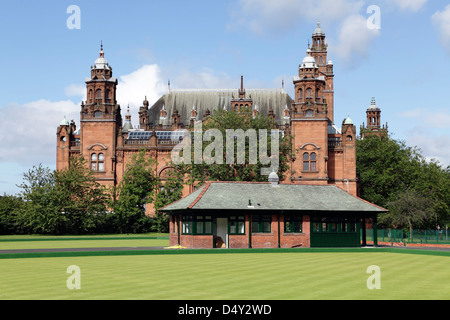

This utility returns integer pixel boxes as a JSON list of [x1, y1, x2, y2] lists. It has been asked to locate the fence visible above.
[[363, 229, 450, 246]]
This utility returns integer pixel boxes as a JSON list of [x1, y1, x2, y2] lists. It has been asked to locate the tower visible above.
[[290, 47, 329, 183], [79, 44, 121, 187], [360, 97, 388, 138], [310, 22, 335, 122]]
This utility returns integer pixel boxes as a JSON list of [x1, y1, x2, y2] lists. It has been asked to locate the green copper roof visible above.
[[160, 182, 387, 213]]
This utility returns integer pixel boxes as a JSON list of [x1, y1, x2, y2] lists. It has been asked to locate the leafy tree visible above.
[[386, 189, 435, 235], [356, 135, 422, 208], [152, 168, 184, 233], [110, 150, 158, 233], [53, 156, 109, 234], [0, 194, 25, 234], [357, 134, 450, 228], [174, 108, 291, 184], [16, 164, 63, 234]]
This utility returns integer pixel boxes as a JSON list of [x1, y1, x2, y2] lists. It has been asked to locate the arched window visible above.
[[303, 153, 310, 171], [96, 89, 102, 98], [298, 88, 303, 100], [98, 153, 105, 171], [305, 109, 314, 117], [310, 152, 317, 171], [303, 152, 317, 172], [91, 153, 105, 171], [91, 153, 97, 171], [307, 88, 312, 98]]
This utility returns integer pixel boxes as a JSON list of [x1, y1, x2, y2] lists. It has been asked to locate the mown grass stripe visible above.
[[1, 247, 450, 260], [0, 236, 169, 242]]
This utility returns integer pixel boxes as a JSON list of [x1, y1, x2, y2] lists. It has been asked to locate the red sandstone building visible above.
[[56, 24, 388, 246]]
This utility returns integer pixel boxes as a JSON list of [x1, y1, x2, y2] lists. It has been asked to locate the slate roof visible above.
[[160, 181, 387, 214], [147, 89, 293, 127]]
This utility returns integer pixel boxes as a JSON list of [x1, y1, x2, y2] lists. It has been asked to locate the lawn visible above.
[[0, 234, 169, 250], [1, 249, 449, 300]]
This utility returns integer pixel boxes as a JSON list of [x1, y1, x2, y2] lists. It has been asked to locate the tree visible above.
[[153, 168, 184, 233], [53, 156, 109, 234], [174, 108, 291, 184], [111, 150, 158, 233], [357, 134, 450, 228], [356, 135, 423, 208], [386, 189, 435, 235], [0, 194, 25, 235], [16, 164, 64, 234]]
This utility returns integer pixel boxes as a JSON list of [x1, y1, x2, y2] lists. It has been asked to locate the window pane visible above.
[[230, 221, 237, 234], [310, 161, 316, 171], [238, 222, 245, 234], [252, 221, 260, 233], [313, 223, 320, 232], [98, 153, 104, 161], [91, 163, 97, 171], [98, 162, 104, 171], [196, 221, 203, 234], [310, 153, 317, 160], [205, 222, 212, 234], [263, 221, 271, 233], [91, 153, 97, 161], [182, 221, 192, 234], [303, 161, 309, 171], [303, 153, 309, 161]]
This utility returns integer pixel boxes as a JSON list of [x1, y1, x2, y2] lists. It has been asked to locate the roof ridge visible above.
[[188, 181, 212, 209]]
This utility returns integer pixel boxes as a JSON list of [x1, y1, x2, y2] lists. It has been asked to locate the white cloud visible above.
[[330, 14, 380, 68], [229, 0, 364, 36], [116, 64, 167, 127], [0, 99, 79, 166], [432, 4, 450, 54], [389, 0, 428, 12], [399, 108, 450, 129], [171, 67, 239, 90], [64, 84, 85, 98], [406, 133, 450, 167]]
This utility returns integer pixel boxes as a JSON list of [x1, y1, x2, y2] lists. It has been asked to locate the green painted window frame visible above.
[[194, 215, 213, 235], [284, 214, 303, 233], [181, 215, 194, 235], [311, 217, 358, 233], [181, 215, 213, 235], [252, 215, 272, 233], [229, 216, 246, 235]]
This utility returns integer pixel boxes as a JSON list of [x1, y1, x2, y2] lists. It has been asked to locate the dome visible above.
[[367, 97, 380, 111], [94, 56, 111, 70], [313, 22, 324, 36], [60, 116, 69, 126], [94, 44, 111, 70], [344, 115, 353, 125], [301, 49, 317, 69]]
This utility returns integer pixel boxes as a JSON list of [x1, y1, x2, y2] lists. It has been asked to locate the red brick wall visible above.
[[169, 214, 312, 249]]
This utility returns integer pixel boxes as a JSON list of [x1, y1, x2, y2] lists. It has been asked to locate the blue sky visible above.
[[0, 0, 449, 195]]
